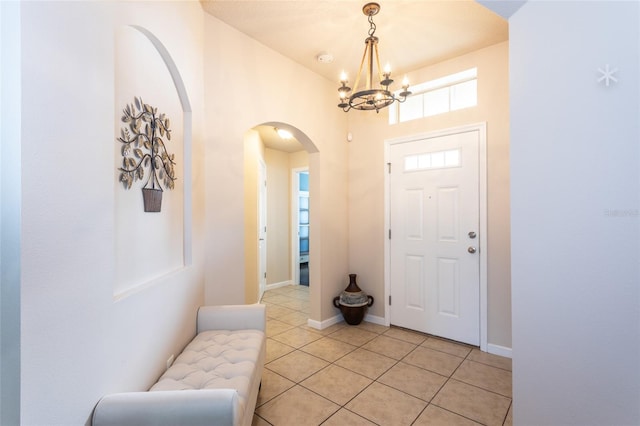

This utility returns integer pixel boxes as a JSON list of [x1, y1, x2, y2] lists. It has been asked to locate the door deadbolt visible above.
[[468, 231, 477, 239], [468, 246, 477, 254]]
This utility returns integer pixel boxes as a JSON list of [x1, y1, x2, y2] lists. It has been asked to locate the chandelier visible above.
[[337, 2, 411, 113]]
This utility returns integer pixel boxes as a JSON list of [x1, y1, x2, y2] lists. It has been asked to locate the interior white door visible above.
[[389, 130, 480, 345], [258, 160, 267, 299]]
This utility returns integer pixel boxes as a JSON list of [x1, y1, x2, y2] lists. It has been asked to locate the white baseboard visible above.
[[266, 280, 293, 291], [363, 313, 387, 326], [307, 314, 342, 330], [308, 313, 387, 330], [487, 343, 512, 359]]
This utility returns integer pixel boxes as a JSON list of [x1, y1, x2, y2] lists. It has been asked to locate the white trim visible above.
[[363, 314, 387, 326], [291, 167, 309, 286], [258, 157, 267, 302], [384, 123, 489, 351], [307, 315, 342, 330], [265, 280, 293, 291], [487, 343, 512, 359]]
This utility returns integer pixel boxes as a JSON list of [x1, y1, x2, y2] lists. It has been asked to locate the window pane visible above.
[[424, 87, 449, 117], [404, 155, 418, 171], [431, 151, 445, 168], [300, 238, 309, 253], [451, 79, 477, 110], [399, 94, 423, 123], [445, 149, 460, 167], [417, 153, 431, 169], [299, 226, 309, 238], [300, 211, 309, 224], [388, 102, 398, 125], [299, 197, 309, 210]]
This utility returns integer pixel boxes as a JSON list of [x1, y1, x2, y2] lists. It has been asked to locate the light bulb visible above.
[[340, 71, 348, 83], [384, 63, 391, 75], [402, 76, 409, 88]]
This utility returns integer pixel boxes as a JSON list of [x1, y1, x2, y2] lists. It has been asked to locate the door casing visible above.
[[384, 122, 488, 352]]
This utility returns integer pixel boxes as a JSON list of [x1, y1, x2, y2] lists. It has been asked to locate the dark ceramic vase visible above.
[[333, 274, 374, 325]]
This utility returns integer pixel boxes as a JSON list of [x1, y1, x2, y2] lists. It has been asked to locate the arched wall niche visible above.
[[114, 25, 193, 299]]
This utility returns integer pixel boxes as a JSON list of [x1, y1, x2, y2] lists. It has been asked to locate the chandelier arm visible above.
[[352, 37, 369, 94], [374, 43, 384, 87]]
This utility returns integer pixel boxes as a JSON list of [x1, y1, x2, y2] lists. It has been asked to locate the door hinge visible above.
[[389, 295, 392, 305], [388, 229, 391, 240], [387, 162, 391, 174], [264, 272, 267, 278]]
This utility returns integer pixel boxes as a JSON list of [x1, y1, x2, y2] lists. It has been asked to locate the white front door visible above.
[[258, 159, 267, 299], [389, 129, 480, 345]]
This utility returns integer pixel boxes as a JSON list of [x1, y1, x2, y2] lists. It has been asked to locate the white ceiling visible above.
[[200, 0, 508, 151]]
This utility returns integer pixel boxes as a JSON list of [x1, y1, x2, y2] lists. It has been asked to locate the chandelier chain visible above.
[[368, 14, 376, 38]]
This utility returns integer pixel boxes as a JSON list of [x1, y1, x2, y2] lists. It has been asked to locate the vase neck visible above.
[[345, 274, 361, 292]]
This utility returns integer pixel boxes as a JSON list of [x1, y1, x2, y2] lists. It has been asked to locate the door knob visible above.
[[468, 246, 477, 254], [468, 231, 477, 239]]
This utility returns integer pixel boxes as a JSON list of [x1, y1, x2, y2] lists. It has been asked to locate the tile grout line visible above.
[[260, 288, 512, 426]]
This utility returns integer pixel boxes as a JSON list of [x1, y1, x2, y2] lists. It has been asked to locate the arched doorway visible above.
[[243, 122, 318, 305]]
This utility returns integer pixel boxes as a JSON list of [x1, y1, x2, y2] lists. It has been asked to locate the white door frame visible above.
[[291, 167, 309, 285], [258, 157, 267, 301], [384, 122, 488, 352]]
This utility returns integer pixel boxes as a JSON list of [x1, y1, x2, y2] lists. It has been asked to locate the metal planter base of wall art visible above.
[[142, 188, 163, 212], [117, 96, 177, 213], [333, 274, 374, 325]]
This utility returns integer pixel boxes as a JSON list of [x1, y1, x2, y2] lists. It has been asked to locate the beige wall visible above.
[[262, 148, 310, 287], [243, 130, 265, 303], [204, 15, 349, 319], [347, 41, 511, 348], [265, 148, 292, 285]]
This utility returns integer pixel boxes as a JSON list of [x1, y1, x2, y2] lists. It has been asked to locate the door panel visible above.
[[390, 130, 480, 345]]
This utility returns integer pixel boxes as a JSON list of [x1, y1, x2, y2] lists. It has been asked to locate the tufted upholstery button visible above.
[[150, 329, 264, 414]]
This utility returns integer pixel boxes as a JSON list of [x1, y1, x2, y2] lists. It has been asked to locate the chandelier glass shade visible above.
[[338, 2, 411, 113]]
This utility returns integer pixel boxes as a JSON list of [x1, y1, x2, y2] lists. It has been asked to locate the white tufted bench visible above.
[[92, 304, 266, 426]]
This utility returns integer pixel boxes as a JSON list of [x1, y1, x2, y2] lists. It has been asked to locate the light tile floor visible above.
[[254, 285, 513, 426]]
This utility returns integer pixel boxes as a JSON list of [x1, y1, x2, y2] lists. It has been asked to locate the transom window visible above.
[[404, 149, 461, 172], [389, 68, 478, 124]]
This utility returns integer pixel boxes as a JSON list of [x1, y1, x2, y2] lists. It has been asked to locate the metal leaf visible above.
[[143, 140, 151, 150], [137, 167, 144, 180], [144, 156, 150, 167], [167, 131, 171, 141], [121, 145, 130, 156], [134, 148, 143, 159], [135, 97, 141, 110], [165, 118, 170, 129]]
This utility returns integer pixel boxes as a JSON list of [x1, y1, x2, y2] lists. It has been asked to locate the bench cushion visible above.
[[150, 329, 265, 416]]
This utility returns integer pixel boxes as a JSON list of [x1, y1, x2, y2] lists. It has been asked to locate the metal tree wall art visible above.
[[117, 97, 177, 212]]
